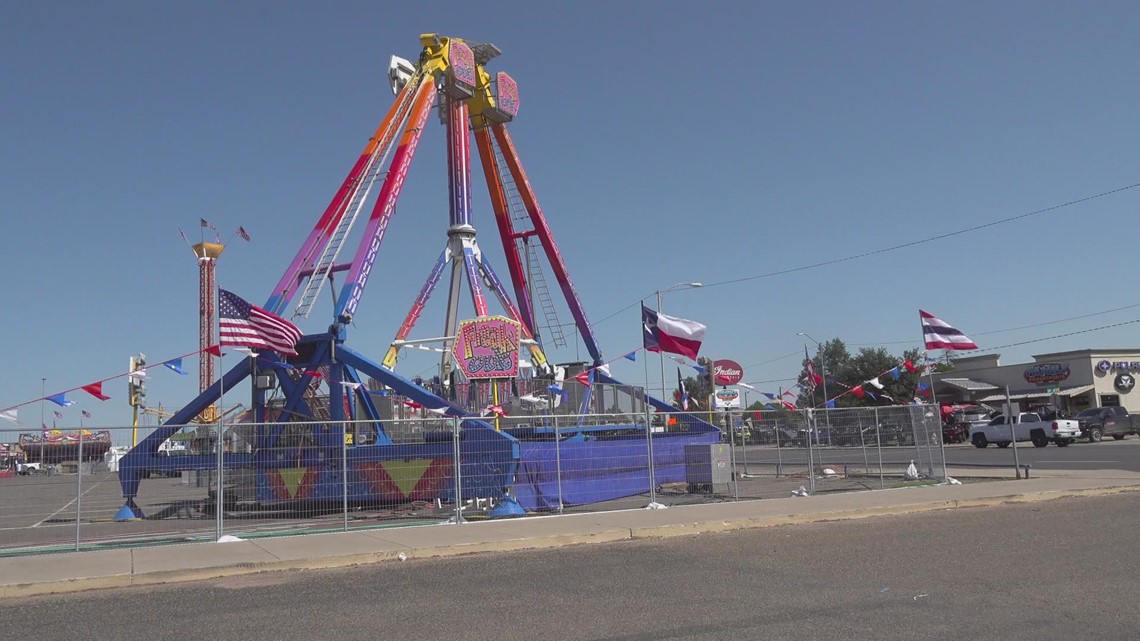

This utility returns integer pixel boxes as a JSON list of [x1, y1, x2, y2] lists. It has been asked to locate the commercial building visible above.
[[930, 349, 1140, 413]]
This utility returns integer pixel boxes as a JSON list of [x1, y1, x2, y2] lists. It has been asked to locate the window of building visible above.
[[1100, 394, 1120, 407]]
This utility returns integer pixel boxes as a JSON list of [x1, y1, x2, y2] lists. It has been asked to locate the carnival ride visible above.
[[116, 34, 718, 519]]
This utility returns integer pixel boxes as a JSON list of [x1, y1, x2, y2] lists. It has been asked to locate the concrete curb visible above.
[[4, 483, 1140, 598]]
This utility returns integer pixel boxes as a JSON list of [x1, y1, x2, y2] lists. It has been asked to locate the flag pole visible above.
[[919, 310, 951, 483], [641, 303, 659, 509], [215, 288, 225, 541]]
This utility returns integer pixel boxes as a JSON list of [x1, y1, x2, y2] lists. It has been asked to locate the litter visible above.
[[904, 461, 919, 481]]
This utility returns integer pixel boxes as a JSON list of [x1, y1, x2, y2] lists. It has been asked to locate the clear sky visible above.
[[3, 1, 1140, 432]]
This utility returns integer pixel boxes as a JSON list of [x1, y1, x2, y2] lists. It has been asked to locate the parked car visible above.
[[15, 459, 41, 475], [943, 409, 993, 444], [1072, 406, 1140, 442], [971, 412, 1080, 448]]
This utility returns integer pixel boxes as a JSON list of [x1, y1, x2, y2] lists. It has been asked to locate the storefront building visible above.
[[930, 349, 1140, 413]]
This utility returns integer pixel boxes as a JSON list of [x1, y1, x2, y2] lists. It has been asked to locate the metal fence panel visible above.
[[0, 403, 956, 557]]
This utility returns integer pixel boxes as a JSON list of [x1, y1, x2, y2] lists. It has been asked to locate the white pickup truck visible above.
[[15, 460, 42, 475], [970, 412, 1080, 448]]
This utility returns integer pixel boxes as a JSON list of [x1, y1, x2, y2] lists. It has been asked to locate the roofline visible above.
[[1030, 348, 1140, 359]]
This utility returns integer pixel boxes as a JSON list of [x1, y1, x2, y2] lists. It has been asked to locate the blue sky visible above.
[[3, 1, 1140, 431]]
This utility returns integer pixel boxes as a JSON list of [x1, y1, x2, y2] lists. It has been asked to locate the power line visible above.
[[588, 181, 1140, 327], [974, 319, 1140, 353], [702, 181, 1140, 289], [852, 302, 1140, 347]]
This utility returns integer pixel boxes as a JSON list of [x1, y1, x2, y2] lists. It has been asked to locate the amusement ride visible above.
[[115, 34, 718, 520]]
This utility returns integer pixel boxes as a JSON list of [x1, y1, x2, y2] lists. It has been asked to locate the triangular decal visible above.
[[278, 467, 309, 499], [380, 459, 434, 497]]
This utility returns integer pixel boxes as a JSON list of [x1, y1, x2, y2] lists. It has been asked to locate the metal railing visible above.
[[0, 406, 965, 557]]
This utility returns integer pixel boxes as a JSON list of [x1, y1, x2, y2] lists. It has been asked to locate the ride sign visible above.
[[713, 359, 744, 386], [452, 316, 521, 379]]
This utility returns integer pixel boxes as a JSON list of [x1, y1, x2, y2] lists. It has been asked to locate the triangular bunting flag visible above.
[[825, 400, 837, 408], [47, 393, 76, 407], [851, 385, 864, 398], [623, 352, 637, 362], [81, 382, 111, 401], [163, 358, 189, 375], [0, 408, 18, 424], [868, 377, 884, 390], [574, 371, 591, 387], [205, 344, 224, 357], [903, 360, 918, 373], [889, 366, 900, 380]]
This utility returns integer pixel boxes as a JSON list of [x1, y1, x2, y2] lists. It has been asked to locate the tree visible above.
[[796, 340, 927, 408]]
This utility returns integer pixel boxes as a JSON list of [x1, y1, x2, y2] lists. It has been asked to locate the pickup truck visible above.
[[970, 412, 1081, 448], [15, 460, 42, 475], [1072, 406, 1140, 442]]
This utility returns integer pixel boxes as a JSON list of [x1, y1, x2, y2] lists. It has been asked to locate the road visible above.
[[3, 492, 1138, 640], [735, 434, 1140, 473]]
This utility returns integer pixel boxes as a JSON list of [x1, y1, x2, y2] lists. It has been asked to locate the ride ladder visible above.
[[490, 135, 566, 348], [291, 85, 419, 319]]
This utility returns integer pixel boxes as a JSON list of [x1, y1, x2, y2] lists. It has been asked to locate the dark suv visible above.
[[1073, 406, 1140, 442]]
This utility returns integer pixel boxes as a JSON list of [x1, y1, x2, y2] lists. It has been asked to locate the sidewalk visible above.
[[3, 469, 1139, 598]]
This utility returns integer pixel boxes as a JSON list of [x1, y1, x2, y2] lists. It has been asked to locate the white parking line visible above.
[[32, 474, 113, 528], [1034, 460, 1119, 464]]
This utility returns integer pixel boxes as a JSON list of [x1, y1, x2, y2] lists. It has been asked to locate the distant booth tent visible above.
[[929, 349, 1140, 413]]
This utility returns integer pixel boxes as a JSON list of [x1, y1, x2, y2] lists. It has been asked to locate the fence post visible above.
[[644, 393, 659, 507], [875, 407, 885, 490], [805, 409, 816, 496], [342, 417, 349, 532], [553, 413, 564, 514], [75, 429, 83, 552], [774, 419, 782, 477], [452, 416, 463, 524]]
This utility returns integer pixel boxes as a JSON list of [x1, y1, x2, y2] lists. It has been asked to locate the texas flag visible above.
[[642, 304, 706, 360]]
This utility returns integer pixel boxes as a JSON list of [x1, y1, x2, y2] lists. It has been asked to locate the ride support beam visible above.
[[490, 124, 603, 364], [473, 128, 536, 334], [335, 76, 437, 322], [266, 73, 421, 316]]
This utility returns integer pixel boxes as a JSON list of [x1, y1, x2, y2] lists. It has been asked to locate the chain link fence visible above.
[[0, 405, 953, 556]]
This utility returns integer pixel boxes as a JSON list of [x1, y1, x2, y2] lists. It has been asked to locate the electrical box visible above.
[[684, 443, 731, 491]]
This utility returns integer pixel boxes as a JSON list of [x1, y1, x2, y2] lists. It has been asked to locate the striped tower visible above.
[[193, 242, 225, 422]]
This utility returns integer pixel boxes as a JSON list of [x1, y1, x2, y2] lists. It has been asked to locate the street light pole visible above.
[[656, 282, 702, 406], [40, 377, 46, 465], [648, 281, 701, 509]]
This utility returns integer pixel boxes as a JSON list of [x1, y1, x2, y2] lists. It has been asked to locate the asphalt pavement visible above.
[[2, 465, 1139, 599]]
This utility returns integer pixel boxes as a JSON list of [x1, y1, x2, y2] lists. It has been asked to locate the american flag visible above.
[[218, 289, 302, 355], [53, 410, 63, 419], [81, 410, 92, 419], [237, 226, 251, 241], [803, 345, 819, 394]]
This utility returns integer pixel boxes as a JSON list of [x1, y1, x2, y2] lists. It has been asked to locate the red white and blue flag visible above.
[[920, 310, 978, 350], [803, 345, 822, 393], [219, 289, 303, 355], [642, 304, 706, 360], [676, 367, 689, 411]]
